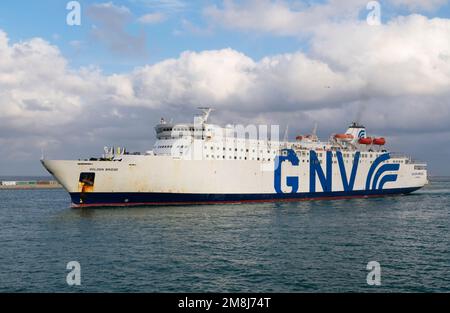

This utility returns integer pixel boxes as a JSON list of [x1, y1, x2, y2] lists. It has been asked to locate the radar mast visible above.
[[197, 107, 213, 124]]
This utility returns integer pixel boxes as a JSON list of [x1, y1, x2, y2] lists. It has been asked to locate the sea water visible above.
[[0, 177, 449, 292]]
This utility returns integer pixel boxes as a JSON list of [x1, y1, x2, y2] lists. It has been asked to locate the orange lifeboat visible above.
[[358, 137, 373, 145], [373, 138, 386, 145], [334, 134, 354, 141], [296, 135, 303, 141]]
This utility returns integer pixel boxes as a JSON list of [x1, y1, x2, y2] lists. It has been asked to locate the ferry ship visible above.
[[41, 108, 428, 207]]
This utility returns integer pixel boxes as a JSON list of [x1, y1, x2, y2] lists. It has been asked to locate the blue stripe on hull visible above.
[[70, 187, 422, 207]]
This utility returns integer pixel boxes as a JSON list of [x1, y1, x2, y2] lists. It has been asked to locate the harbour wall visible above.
[[0, 180, 62, 190]]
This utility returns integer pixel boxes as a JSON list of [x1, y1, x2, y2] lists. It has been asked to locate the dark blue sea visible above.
[[0, 177, 449, 292]]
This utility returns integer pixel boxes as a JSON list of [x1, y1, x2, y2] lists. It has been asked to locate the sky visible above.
[[0, 0, 450, 176]]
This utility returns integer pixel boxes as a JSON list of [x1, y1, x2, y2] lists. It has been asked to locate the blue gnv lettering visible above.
[[310, 151, 332, 192], [275, 150, 362, 194], [274, 149, 299, 194], [336, 151, 360, 192]]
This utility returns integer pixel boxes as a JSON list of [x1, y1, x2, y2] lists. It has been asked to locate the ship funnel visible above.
[[345, 122, 366, 140]]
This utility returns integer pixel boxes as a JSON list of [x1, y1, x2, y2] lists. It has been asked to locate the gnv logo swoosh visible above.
[[358, 129, 366, 138], [366, 153, 399, 190]]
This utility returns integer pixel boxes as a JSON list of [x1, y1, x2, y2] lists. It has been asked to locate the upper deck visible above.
[[92, 108, 425, 168], [152, 109, 389, 159]]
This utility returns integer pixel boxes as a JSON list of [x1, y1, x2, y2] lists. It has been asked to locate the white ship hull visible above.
[[42, 151, 428, 207]]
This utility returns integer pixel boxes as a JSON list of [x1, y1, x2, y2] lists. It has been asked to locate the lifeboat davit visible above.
[[373, 138, 386, 145], [358, 137, 373, 145], [334, 134, 354, 141]]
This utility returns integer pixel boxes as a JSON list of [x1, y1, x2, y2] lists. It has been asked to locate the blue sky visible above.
[[1, 0, 450, 175], [0, 0, 309, 73], [2, 0, 447, 73]]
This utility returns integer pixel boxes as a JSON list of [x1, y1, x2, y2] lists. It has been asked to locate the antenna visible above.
[[312, 122, 318, 137], [40, 147, 45, 160], [283, 124, 289, 143], [197, 107, 213, 123]]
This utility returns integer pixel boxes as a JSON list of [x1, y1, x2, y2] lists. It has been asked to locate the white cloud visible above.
[[1, 11, 450, 174], [311, 15, 450, 97], [137, 12, 167, 24], [204, 0, 450, 36], [204, 0, 365, 36], [389, 0, 449, 11]]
